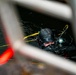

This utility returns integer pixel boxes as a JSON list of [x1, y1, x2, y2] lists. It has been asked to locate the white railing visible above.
[[0, 0, 76, 74]]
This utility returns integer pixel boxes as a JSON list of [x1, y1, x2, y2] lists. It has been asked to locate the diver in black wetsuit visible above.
[[38, 28, 55, 51], [37, 28, 76, 61]]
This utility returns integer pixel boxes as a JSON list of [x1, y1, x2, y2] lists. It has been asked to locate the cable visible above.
[[55, 25, 69, 43], [23, 32, 39, 39], [0, 32, 39, 48]]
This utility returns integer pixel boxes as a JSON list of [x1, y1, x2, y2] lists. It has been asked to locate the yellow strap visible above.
[[26, 39, 37, 42], [23, 32, 39, 39], [58, 25, 69, 35], [63, 25, 68, 31], [0, 32, 39, 48]]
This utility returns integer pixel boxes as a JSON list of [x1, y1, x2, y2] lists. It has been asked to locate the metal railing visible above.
[[0, 0, 76, 74]]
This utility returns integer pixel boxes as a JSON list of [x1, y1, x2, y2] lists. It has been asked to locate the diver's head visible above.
[[38, 28, 54, 47]]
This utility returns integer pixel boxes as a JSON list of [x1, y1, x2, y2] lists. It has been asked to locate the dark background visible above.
[[0, 0, 74, 54]]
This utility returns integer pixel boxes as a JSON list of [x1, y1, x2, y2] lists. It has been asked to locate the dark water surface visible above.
[[0, 4, 74, 54]]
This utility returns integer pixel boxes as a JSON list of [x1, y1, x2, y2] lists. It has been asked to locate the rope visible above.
[[0, 32, 39, 48]]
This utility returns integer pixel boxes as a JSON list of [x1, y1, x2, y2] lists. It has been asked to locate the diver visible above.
[[27, 25, 76, 61], [37, 28, 55, 52], [37, 27, 76, 61]]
